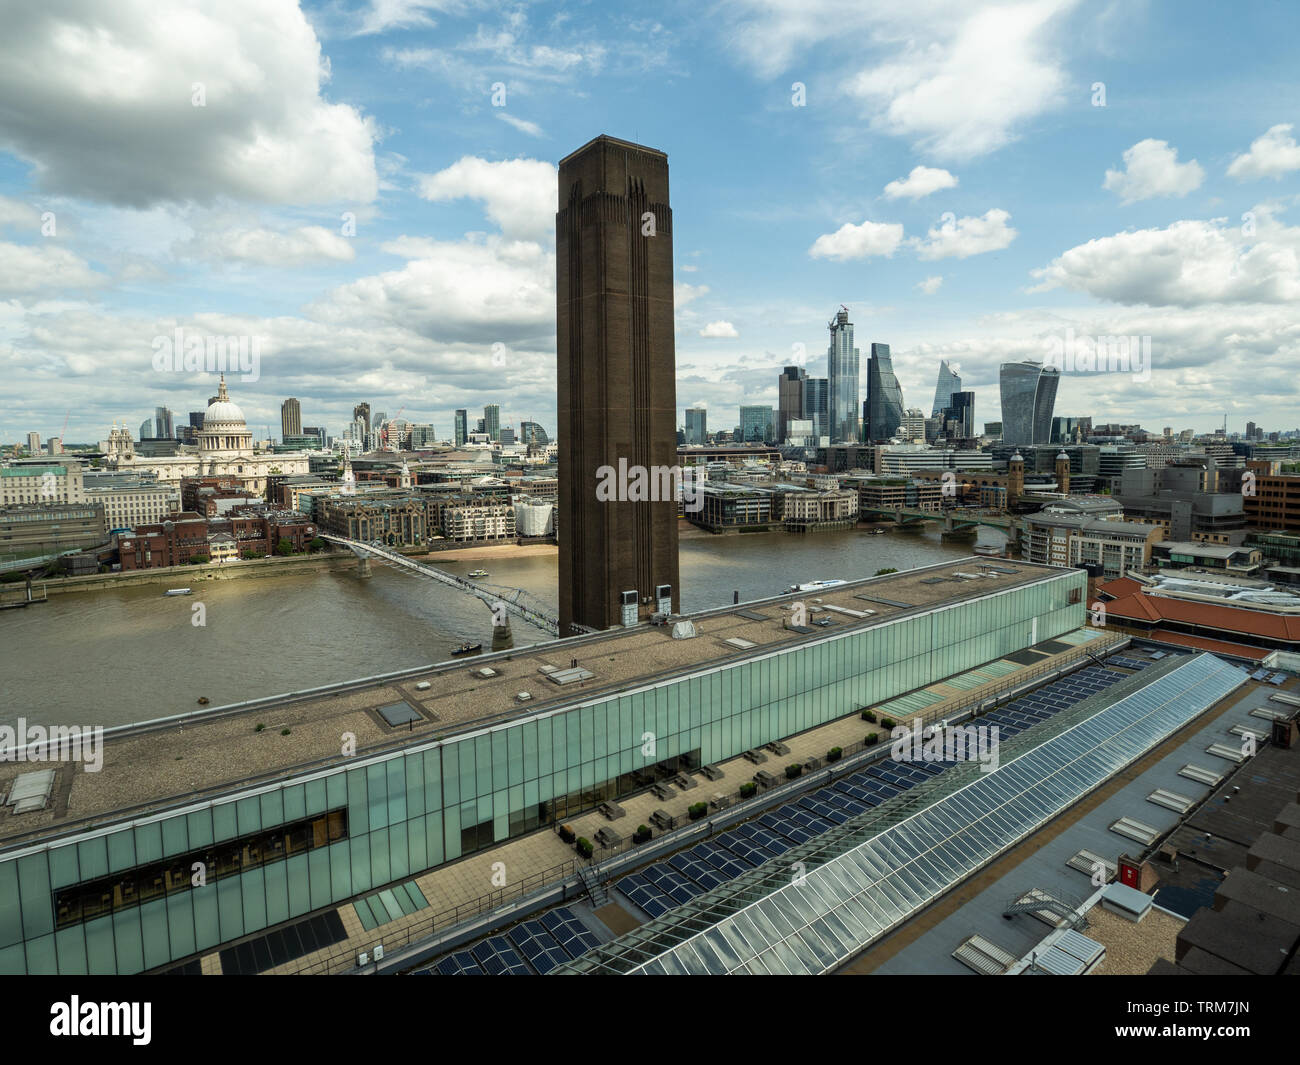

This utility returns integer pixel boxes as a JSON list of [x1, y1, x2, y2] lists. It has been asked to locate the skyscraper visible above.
[[281, 398, 301, 439], [999, 361, 1060, 445], [684, 408, 707, 444], [943, 391, 975, 438], [154, 406, 174, 441], [139, 419, 153, 440], [353, 403, 370, 435], [454, 409, 468, 447], [25, 432, 39, 454], [520, 420, 549, 446], [827, 307, 860, 443], [931, 360, 961, 418], [739, 405, 774, 444], [865, 343, 905, 442], [484, 404, 501, 442], [778, 365, 806, 444], [556, 135, 679, 633], [805, 378, 829, 443]]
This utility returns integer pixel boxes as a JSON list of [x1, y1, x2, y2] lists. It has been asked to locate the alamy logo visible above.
[[0, 718, 103, 772], [50, 997, 151, 1045], [1042, 328, 1150, 382], [890, 717, 1000, 773], [595, 458, 704, 512], [151, 327, 262, 382]]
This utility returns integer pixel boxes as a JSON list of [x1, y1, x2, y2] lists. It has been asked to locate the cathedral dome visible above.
[[203, 376, 246, 428]]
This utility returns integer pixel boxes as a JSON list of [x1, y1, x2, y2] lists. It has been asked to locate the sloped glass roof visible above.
[[557, 652, 1245, 975]]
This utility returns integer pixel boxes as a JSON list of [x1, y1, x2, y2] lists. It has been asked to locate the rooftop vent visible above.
[[547, 667, 594, 685], [474, 667, 499, 679]]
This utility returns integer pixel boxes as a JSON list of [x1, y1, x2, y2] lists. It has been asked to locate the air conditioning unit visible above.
[[516, 691, 532, 702], [415, 681, 431, 691]]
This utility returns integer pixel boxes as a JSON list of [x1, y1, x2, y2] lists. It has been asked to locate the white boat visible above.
[[467, 569, 488, 579], [164, 588, 193, 596], [789, 579, 847, 593]]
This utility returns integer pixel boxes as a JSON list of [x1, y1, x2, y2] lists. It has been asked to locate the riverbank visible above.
[[416, 542, 559, 563], [0, 551, 357, 599]]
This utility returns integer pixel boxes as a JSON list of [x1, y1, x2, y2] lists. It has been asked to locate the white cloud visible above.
[[0, 0, 379, 208], [675, 282, 710, 308], [0, 241, 106, 295], [917, 275, 944, 294], [680, 264, 699, 273], [495, 113, 545, 138], [181, 224, 356, 266], [699, 320, 739, 338], [309, 234, 554, 344], [1102, 139, 1204, 204], [808, 220, 904, 261], [416, 157, 556, 241], [842, 0, 1076, 159], [0, 196, 41, 232], [352, 0, 468, 37], [912, 209, 1016, 260], [1228, 124, 1300, 181], [1029, 212, 1300, 306], [883, 166, 958, 200]]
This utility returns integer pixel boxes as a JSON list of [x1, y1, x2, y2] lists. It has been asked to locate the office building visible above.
[[519, 421, 549, 447], [931, 360, 961, 418], [805, 378, 829, 444], [865, 343, 905, 442], [281, 398, 302, 439], [684, 408, 707, 446], [484, 405, 501, 443], [25, 432, 40, 454], [827, 307, 860, 443], [941, 391, 975, 439], [0, 502, 106, 558], [1021, 512, 1163, 578], [454, 410, 468, 447], [353, 403, 371, 436], [999, 361, 1060, 445], [555, 135, 680, 632], [139, 419, 153, 441], [778, 366, 806, 444], [738, 405, 774, 444], [154, 407, 174, 441]]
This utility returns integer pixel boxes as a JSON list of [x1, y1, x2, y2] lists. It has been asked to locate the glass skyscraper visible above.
[[865, 343, 905, 442], [483, 404, 501, 442], [805, 378, 829, 443], [454, 410, 468, 447], [931, 360, 961, 418], [778, 366, 806, 444], [826, 307, 859, 443], [999, 361, 1061, 445], [738, 405, 774, 444], [685, 408, 707, 445]]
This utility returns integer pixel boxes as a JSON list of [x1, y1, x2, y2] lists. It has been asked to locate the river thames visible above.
[[3, 526, 1008, 728]]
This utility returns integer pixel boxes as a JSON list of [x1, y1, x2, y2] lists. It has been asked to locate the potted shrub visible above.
[[633, 824, 652, 845], [575, 837, 594, 859], [738, 781, 757, 799], [688, 802, 707, 821], [826, 746, 843, 762], [880, 717, 897, 731], [785, 763, 802, 780], [861, 710, 877, 723], [558, 824, 576, 844], [865, 732, 879, 746]]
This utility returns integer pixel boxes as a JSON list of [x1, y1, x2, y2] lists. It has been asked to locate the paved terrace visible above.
[[0, 557, 1072, 850]]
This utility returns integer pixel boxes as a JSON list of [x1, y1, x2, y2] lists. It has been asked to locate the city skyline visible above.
[[4, 3, 1300, 444]]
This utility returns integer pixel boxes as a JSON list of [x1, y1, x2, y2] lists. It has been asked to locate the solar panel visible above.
[[540, 908, 602, 959], [567, 653, 1246, 976], [508, 920, 571, 973]]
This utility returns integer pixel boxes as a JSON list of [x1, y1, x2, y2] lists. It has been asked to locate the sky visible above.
[[2, 0, 1300, 445]]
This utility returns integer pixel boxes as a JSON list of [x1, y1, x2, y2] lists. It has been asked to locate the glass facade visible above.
[[827, 309, 859, 444], [999, 361, 1060, 445], [0, 571, 1085, 975], [865, 343, 905, 442], [931, 360, 961, 418]]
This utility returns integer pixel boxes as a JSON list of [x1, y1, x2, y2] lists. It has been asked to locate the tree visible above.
[[275, 538, 293, 556], [307, 537, 325, 553], [874, 567, 898, 576]]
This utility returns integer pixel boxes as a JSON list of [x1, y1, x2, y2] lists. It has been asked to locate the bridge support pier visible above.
[[491, 616, 514, 652], [357, 555, 372, 578]]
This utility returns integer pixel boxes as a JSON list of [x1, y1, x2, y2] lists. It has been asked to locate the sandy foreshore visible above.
[[415, 542, 559, 562]]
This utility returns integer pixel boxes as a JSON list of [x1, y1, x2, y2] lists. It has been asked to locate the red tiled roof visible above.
[[1103, 591, 1300, 642], [1136, 629, 1270, 661], [1096, 577, 1143, 601]]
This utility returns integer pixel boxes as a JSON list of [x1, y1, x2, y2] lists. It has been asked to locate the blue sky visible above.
[[3, 0, 1300, 444]]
